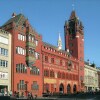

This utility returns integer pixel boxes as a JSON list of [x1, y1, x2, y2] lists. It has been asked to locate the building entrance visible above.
[[67, 84, 71, 94], [59, 83, 64, 93], [73, 84, 77, 93]]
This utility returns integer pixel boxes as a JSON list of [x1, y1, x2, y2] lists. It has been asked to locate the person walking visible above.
[[4, 89, 8, 96], [30, 92, 33, 99], [9, 90, 12, 96]]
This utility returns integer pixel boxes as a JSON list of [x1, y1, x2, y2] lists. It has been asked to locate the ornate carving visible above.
[[67, 61, 72, 70]]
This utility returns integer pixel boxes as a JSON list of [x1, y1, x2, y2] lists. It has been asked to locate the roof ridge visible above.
[[2, 13, 25, 27]]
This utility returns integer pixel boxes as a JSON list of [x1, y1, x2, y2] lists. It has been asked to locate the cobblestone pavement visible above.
[[57, 98, 95, 100], [57, 96, 98, 100]]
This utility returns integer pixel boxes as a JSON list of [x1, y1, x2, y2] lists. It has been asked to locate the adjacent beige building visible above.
[[97, 68, 100, 90], [0, 29, 11, 92], [84, 61, 99, 92]]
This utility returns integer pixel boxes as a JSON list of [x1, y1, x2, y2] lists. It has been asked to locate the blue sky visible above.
[[0, 0, 100, 67]]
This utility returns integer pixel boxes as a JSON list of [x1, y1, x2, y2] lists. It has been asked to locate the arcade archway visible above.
[[73, 84, 77, 93], [59, 83, 64, 93], [67, 84, 71, 94]]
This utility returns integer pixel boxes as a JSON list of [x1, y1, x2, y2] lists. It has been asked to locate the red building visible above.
[[1, 10, 84, 96], [1, 13, 43, 96], [42, 11, 84, 93]]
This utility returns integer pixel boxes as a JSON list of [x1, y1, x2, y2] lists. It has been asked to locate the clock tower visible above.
[[64, 10, 84, 91]]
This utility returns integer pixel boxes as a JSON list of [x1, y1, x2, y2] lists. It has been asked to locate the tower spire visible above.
[[57, 32, 62, 50], [72, 0, 75, 11], [70, 0, 77, 19], [72, 3, 75, 11]]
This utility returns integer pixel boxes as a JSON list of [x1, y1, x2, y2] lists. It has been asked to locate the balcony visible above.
[[26, 41, 36, 48], [26, 56, 36, 67], [26, 56, 36, 62]]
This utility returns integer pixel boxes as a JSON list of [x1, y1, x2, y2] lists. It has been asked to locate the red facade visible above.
[[1, 10, 84, 96], [42, 43, 79, 93], [1, 14, 43, 96], [42, 11, 84, 93], [64, 11, 84, 91]]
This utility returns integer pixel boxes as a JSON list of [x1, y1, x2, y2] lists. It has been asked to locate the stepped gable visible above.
[[2, 13, 38, 36]]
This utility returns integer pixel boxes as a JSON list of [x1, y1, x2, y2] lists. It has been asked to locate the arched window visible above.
[[58, 72, 61, 78], [50, 70, 54, 78]]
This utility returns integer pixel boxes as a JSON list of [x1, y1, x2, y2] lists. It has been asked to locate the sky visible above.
[[0, 0, 100, 67]]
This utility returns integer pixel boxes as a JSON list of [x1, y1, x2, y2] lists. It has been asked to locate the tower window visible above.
[[69, 37, 73, 40], [70, 43, 73, 47], [69, 20, 75, 34]]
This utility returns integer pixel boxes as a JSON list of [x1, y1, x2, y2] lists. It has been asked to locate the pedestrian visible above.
[[30, 92, 33, 99], [14, 91, 17, 97], [34, 94, 37, 99], [16, 92, 19, 98], [21, 92, 24, 98], [4, 90, 8, 96], [28, 92, 31, 99], [9, 90, 12, 96]]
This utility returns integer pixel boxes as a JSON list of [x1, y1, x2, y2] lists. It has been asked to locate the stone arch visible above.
[[73, 84, 77, 93], [59, 83, 64, 93], [67, 84, 71, 94]]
